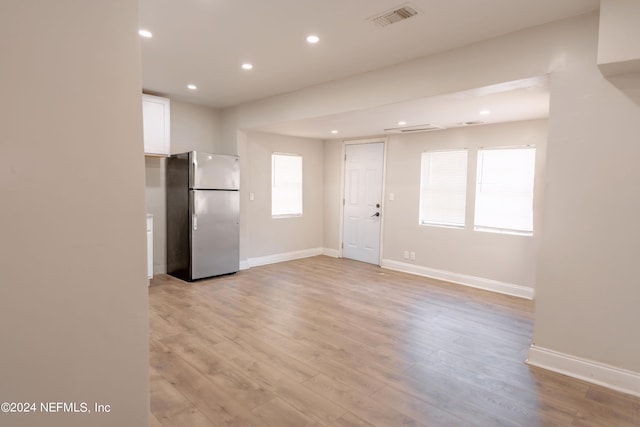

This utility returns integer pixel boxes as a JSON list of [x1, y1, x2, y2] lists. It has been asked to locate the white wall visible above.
[[534, 25, 640, 373], [323, 139, 344, 254], [597, 0, 640, 75], [240, 132, 323, 265], [382, 120, 547, 290], [225, 12, 640, 381], [0, 1, 149, 426], [221, 107, 240, 156], [170, 100, 225, 154], [145, 100, 223, 274]]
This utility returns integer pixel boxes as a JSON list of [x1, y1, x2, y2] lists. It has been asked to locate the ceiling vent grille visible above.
[[384, 124, 444, 133], [457, 121, 485, 126], [368, 4, 419, 28]]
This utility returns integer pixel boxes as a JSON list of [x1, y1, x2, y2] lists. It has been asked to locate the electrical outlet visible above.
[[403, 250, 409, 259], [410, 251, 416, 261]]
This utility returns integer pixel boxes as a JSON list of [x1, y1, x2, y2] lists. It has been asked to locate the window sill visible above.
[[474, 226, 533, 236], [419, 222, 465, 230], [272, 214, 303, 219]]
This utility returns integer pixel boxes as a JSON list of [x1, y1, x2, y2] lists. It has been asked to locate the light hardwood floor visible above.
[[149, 256, 640, 427]]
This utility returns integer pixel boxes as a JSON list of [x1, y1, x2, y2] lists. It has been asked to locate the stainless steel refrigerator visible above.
[[166, 151, 239, 281]]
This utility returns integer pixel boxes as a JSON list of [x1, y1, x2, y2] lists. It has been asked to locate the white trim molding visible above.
[[380, 259, 534, 299], [246, 247, 324, 268], [322, 248, 340, 258], [241, 247, 338, 270], [527, 345, 640, 398], [153, 264, 167, 275]]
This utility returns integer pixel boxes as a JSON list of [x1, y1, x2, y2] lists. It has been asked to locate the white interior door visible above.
[[342, 142, 384, 264]]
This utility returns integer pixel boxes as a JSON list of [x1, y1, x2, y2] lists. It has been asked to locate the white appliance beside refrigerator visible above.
[[166, 151, 240, 281]]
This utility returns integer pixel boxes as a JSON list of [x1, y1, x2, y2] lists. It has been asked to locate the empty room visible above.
[[2, 1, 640, 426]]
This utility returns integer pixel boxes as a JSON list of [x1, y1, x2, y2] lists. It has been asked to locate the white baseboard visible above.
[[153, 264, 167, 275], [240, 247, 337, 270], [380, 259, 534, 300], [246, 247, 324, 268], [527, 345, 640, 397], [322, 248, 340, 258]]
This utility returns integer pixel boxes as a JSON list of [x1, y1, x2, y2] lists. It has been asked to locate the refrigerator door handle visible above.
[[192, 192, 198, 230], [192, 156, 198, 189]]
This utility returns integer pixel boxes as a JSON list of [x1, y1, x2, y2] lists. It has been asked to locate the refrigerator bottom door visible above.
[[190, 190, 239, 280]]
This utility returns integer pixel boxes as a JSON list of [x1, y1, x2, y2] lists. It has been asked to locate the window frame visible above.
[[473, 145, 536, 236], [271, 152, 303, 219], [418, 148, 469, 229]]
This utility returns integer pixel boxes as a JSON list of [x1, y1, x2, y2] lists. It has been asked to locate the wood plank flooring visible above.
[[149, 256, 640, 427]]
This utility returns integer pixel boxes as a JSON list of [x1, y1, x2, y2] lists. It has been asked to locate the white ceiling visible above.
[[139, 0, 598, 138]]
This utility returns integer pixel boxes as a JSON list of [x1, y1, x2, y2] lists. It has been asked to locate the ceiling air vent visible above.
[[457, 121, 485, 126], [384, 124, 444, 134], [368, 3, 419, 28]]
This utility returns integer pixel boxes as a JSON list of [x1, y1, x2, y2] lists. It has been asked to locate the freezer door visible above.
[[190, 190, 239, 279], [190, 152, 239, 190]]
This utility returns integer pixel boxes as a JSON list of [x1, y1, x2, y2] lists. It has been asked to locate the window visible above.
[[272, 153, 302, 217], [419, 149, 468, 227], [474, 146, 536, 235]]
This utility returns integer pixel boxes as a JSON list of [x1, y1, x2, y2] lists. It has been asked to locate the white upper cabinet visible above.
[[142, 94, 170, 156]]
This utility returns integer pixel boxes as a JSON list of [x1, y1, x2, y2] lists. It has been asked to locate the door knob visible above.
[[371, 212, 380, 217]]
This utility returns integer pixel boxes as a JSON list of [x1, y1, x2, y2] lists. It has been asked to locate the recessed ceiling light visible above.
[[241, 63, 253, 70], [138, 29, 152, 38], [306, 35, 320, 44], [187, 84, 197, 90], [331, 130, 338, 134], [397, 121, 407, 126], [479, 109, 491, 115]]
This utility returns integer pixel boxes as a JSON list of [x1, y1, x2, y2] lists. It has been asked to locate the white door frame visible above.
[[338, 137, 388, 264]]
